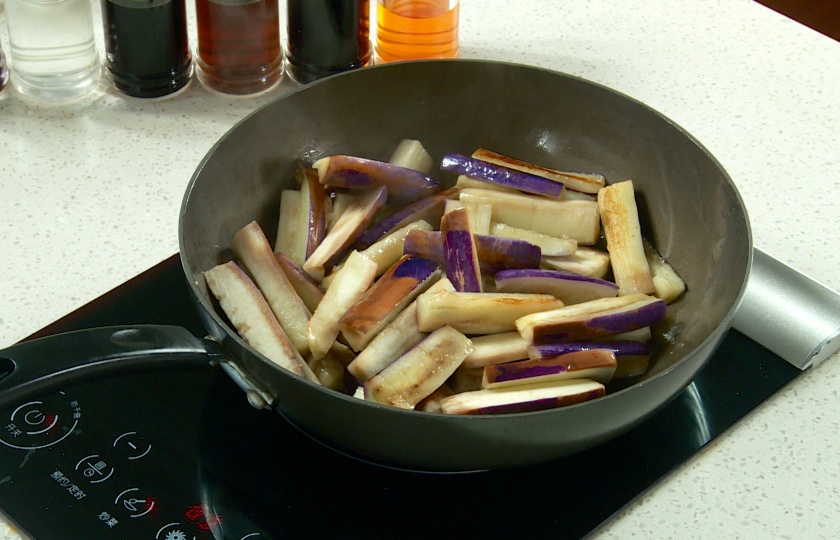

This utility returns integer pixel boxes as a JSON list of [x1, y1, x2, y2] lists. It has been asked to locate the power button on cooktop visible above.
[[0, 391, 80, 450]]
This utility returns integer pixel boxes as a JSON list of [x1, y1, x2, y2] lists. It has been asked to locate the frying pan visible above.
[[0, 59, 752, 471]]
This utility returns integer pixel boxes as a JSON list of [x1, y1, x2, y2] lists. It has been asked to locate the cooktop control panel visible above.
[[0, 368, 268, 540]]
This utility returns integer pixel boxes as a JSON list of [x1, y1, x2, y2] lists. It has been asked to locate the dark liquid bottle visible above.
[[286, 0, 371, 84], [196, 0, 283, 95], [101, 0, 192, 98]]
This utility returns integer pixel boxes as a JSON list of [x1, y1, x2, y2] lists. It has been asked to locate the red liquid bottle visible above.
[[195, 0, 283, 95]]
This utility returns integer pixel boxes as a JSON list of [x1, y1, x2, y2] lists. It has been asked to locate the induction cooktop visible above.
[[0, 254, 801, 539]]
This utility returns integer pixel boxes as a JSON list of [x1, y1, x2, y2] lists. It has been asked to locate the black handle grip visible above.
[[0, 325, 217, 411]]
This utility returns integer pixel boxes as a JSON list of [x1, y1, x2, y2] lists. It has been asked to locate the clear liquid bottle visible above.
[[195, 0, 283, 95], [101, 0, 193, 98], [286, 0, 371, 84], [4, 0, 101, 101]]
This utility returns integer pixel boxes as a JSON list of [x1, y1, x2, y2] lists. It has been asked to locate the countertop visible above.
[[2, 0, 839, 538]]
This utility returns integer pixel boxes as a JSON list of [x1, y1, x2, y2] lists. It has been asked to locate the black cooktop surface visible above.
[[0, 255, 801, 539]]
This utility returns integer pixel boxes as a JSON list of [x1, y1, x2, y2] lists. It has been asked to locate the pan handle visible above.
[[0, 325, 219, 411]]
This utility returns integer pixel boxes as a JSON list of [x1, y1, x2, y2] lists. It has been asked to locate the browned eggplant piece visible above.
[[302, 186, 387, 281], [314, 155, 440, 204], [339, 255, 440, 351]]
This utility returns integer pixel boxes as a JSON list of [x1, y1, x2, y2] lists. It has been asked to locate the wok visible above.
[[0, 59, 751, 471]]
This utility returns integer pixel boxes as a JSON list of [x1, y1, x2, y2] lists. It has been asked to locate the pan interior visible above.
[[180, 59, 751, 398]]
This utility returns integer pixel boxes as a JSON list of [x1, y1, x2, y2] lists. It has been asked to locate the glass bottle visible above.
[[101, 0, 193, 98], [375, 0, 460, 63], [195, 0, 283, 95], [286, 0, 371, 84], [4, 0, 101, 101]]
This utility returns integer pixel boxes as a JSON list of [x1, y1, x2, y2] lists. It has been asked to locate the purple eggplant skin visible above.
[[404, 230, 541, 274], [441, 208, 483, 293], [439, 379, 605, 415], [494, 268, 618, 304], [483, 349, 617, 386], [354, 187, 459, 251], [314, 155, 440, 205], [273, 251, 325, 313], [298, 165, 328, 259], [518, 295, 667, 344], [528, 341, 651, 379], [440, 153, 564, 198], [528, 340, 651, 360]]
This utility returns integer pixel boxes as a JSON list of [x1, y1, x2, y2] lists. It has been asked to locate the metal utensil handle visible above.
[[0, 325, 214, 411], [732, 248, 840, 370]]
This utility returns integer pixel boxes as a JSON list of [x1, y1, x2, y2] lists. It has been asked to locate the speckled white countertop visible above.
[[2, 0, 839, 538]]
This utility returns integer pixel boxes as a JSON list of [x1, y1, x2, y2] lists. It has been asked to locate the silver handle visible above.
[[732, 248, 840, 370]]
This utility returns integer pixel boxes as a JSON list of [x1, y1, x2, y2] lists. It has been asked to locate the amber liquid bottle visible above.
[[102, 0, 192, 98], [376, 0, 459, 62], [286, 0, 371, 84], [196, 0, 283, 95]]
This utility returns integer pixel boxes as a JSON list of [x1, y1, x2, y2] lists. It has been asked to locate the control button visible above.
[[75, 454, 115, 484], [155, 522, 195, 540], [113, 431, 152, 460], [0, 393, 79, 450], [114, 487, 156, 518]]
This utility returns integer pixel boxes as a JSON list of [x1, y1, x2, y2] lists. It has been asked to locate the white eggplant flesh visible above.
[[302, 186, 387, 281], [364, 326, 473, 409], [527, 340, 651, 379], [347, 277, 454, 383], [323, 219, 434, 288], [203, 261, 317, 383], [441, 207, 483, 292], [230, 221, 312, 357], [388, 139, 434, 173], [353, 187, 458, 250], [471, 148, 606, 194], [275, 189, 302, 263], [459, 188, 600, 244], [417, 290, 565, 335], [441, 153, 564, 198], [515, 293, 666, 344], [597, 180, 655, 296], [541, 246, 611, 279], [462, 331, 530, 368], [598, 326, 652, 342], [482, 349, 617, 388], [490, 222, 576, 257], [416, 384, 455, 413], [462, 202, 492, 236], [307, 250, 378, 360], [643, 239, 686, 303], [438, 378, 605, 415], [327, 192, 356, 233], [273, 251, 325, 315], [494, 268, 618, 305], [339, 256, 440, 351], [314, 155, 439, 205]]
